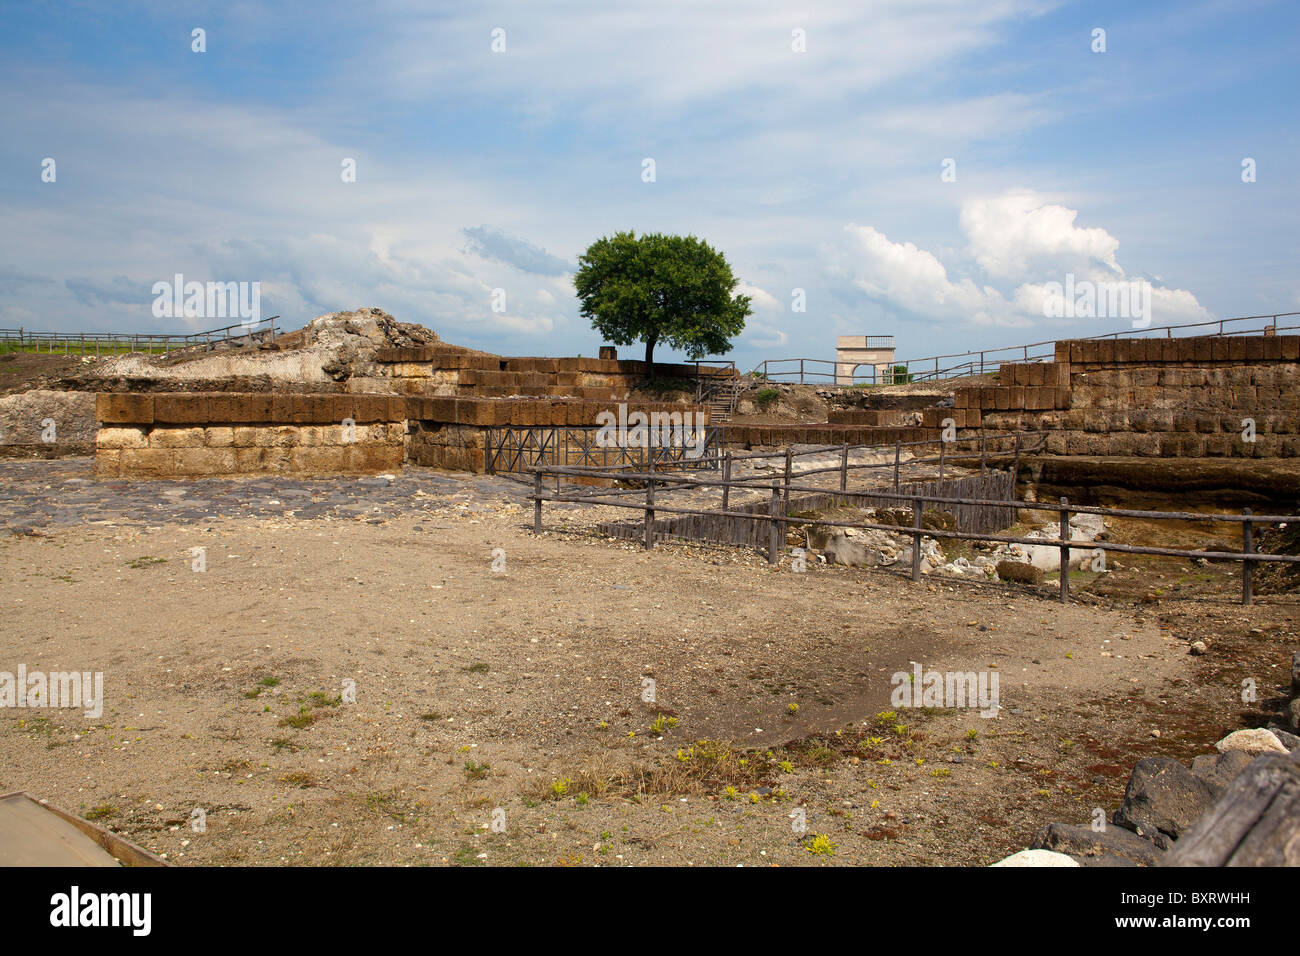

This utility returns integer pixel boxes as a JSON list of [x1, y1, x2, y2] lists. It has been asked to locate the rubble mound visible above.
[[77, 307, 456, 390], [1255, 522, 1300, 594]]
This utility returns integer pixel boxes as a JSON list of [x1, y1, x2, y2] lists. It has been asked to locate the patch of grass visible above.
[[84, 805, 116, 821], [126, 556, 167, 569], [460, 663, 490, 674], [278, 771, 317, 788], [278, 708, 316, 729], [463, 760, 490, 781], [418, 711, 446, 722], [756, 387, 780, 409]]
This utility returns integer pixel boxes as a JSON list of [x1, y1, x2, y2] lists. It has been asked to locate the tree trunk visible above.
[[644, 335, 657, 371]]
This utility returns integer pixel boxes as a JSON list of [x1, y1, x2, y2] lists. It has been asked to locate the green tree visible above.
[[573, 231, 751, 368]]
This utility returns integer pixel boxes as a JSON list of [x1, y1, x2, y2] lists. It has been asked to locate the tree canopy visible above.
[[572, 231, 751, 367]]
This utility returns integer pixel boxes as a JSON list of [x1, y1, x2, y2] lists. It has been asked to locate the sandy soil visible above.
[[3, 481, 1294, 867]]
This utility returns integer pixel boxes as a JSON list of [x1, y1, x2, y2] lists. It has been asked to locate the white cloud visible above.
[[829, 193, 1211, 329], [961, 191, 1122, 281]]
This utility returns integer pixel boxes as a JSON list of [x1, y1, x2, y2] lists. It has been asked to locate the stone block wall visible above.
[[95, 392, 406, 478], [374, 346, 735, 400], [957, 335, 1300, 459], [405, 396, 712, 473]]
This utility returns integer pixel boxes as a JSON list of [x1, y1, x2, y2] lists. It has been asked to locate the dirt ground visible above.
[[2, 472, 1294, 867]]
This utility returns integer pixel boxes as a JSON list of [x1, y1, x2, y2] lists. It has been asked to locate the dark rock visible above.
[[1292, 651, 1300, 695], [1113, 756, 1218, 845], [1031, 822, 1165, 867], [1190, 750, 1255, 796], [1269, 726, 1299, 750]]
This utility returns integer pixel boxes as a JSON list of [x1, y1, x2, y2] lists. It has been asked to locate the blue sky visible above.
[[2, 0, 1297, 370]]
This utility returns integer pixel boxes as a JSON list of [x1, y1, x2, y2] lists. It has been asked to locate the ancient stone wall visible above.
[[94, 393, 406, 478], [375, 346, 733, 400], [956, 334, 1300, 459]]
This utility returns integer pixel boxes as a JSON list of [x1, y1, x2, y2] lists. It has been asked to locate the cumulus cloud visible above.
[[831, 193, 1211, 329], [961, 192, 1121, 282]]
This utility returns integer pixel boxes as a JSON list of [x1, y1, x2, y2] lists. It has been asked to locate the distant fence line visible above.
[[753, 310, 1300, 385], [0, 317, 279, 356]]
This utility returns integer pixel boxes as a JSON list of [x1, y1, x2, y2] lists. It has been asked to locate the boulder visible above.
[[1214, 728, 1289, 755], [990, 849, 1078, 867], [1030, 822, 1164, 867], [1269, 726, 1299, 750], [1113, 757, 1219, 845], [1290, 698, 1300, 733], [805, 525, 899, 568], [996, 560, 1044, 585], [1292, 650, 1300, 695], [1190, 750, 1255, 796]]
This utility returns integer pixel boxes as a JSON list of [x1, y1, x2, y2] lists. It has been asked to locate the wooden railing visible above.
[[0, 317, 279, 357], [527, 431, 1299, 606]]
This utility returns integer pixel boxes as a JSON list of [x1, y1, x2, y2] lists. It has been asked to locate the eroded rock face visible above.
[[0, 389, 96, 457], [85, 308, 441, 389]]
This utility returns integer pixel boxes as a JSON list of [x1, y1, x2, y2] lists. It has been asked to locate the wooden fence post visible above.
[[768, 482, 780, 565], [644, 459, 656, 550], [1059, 497, 1070, 604], [980, 432, 987, 479], [1242, 508, 1254, 605], [938, 438, 946, 484], [893, 442, 901, 491], [911, 495, 923, 582], [533, 471, 543, 533], [722, 452, 732, 511], [840, 443, 849, 492], [783, 447, 793, 507]]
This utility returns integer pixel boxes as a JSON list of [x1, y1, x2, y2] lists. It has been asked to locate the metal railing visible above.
[[0, 317, 280, 357], [753, 311, 1300, 386]]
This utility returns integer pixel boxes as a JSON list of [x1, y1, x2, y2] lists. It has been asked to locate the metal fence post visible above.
[[840, 443, 849, 492], [911, 495, 923, 582], [1242, 508, 1253, 605], [1059, 497, 1070, 604], [768, 482, 780, 565]]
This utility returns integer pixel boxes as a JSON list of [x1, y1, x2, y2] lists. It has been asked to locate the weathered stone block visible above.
[[154, 394, 208, 424], [95, 426, 148, 449], [149, 426, 205, 448], [96, 393, 154, 425], [204, 426, 235, 448]]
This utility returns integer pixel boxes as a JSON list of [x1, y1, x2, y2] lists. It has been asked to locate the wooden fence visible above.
[[596, 469, 1018, 549], [531, 460, 1300, 605]]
